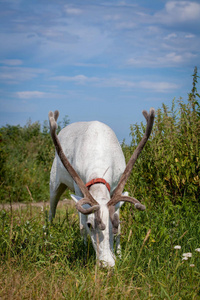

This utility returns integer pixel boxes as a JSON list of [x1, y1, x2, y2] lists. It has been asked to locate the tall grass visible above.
[[0, 202, 199, 299]]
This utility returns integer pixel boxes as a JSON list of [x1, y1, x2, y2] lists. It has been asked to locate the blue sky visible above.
[[0, 0, 200, 143]]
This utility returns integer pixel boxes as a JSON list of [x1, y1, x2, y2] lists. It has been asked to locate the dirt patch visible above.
[[0, 199, 74, 211]]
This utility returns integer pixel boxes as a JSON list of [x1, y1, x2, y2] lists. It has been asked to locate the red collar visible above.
[[86, 178, 111, 192]]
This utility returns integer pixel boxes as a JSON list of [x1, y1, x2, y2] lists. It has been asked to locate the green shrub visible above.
[[123, 67, 200, 207], [0, 116, 70, 203]]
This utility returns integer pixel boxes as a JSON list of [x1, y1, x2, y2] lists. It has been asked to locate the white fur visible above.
[[49, 121, 126, 267]]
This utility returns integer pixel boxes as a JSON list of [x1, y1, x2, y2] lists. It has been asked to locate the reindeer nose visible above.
[[99, 259, 115, 268]]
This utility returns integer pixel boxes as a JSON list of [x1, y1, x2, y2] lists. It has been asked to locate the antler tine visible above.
[[54, 110, 59, 121], [142, 110, 148, 122], [48, 110, 91, 199], [107, 108, 155, 233], [48, 111, 105, 229], [109, 108, 155, 205], [49, 112, 56, 131]]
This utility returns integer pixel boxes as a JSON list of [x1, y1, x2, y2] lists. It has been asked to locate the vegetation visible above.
[[123, 66, 200, 207], [0, 115, 70, 203], [0, 68, 199, 299], [0, 201, 200, 299]]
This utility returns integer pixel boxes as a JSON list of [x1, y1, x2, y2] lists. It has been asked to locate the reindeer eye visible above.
[[87, 222, 93, 230]]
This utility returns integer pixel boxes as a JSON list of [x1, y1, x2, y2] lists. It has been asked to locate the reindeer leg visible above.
[[49, 183, 66, 221], [115, 209, 122, 258]]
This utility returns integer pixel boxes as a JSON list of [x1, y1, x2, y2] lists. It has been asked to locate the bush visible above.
[[0, 116, 70, 203], [122, 67, 200, 206]]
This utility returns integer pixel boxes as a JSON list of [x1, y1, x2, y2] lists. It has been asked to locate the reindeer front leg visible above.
[[49, 182, 66, 221], [79, 213, 88, 245], [115, 211, 122, 258]]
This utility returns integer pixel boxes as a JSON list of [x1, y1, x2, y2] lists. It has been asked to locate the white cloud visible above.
[[155, 1, 200, 24], [164, 33, 177, 40], [74, 62, 107, 68], [165, 52, 183, 63], [0, 66, 48, 83], [16, 91, 48, 99], [185, 34, 195, 38], [52, 75, 99, 85], [52, 74, 179, 92], [127, 50, 197, 67], [104, 14, 121, 21], [0, 59, 23, 66], [115, 21, 136, 30], [65, 6, 82, 15], [0, 1, 198, 72], [139, 81, 179, 92], [166, 1, 200, 20], [166, 52, 196, 63]]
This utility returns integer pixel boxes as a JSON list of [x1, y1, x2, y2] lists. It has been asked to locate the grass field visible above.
[[0, 199, 200, 299]]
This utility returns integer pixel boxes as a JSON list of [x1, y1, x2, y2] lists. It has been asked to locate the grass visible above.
[[0, 199, 200, 299]]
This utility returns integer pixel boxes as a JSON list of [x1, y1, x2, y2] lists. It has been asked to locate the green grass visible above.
[[0, 200, 200, 299]]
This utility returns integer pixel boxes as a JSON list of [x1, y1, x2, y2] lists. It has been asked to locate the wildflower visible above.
[[190, 264, 195, 267], [174, 245, 181, 250], [182, 257, 188, 261], [195, 248, 200, 252], [182, 253, 192, 258]]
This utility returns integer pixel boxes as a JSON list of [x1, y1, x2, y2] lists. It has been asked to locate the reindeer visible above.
[[48, 108, 155, 267]]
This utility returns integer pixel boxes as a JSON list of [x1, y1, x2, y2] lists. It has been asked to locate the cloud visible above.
[[64, 6, 83, 15], [155, 1, 200, 25], [74, 62, 107, 68], [0, 66, 48, 83], [104, 14, 121, 21], [115, 21, 136, 30], [0, 59, 23, 66], [127, 51, 197, 67], [139, 81, 179, 92], [52, 75, 99, 85], [52, 74, 179, 92], [164, 33, 177, 40], [15, 90, 66, 100], [16, 91, 49, 99], [0, 1, 198, 71], [185, 34, 195, 38], [164, 52, 182, 63]]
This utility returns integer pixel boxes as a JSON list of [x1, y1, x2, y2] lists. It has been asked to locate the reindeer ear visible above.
[[123, 191, 129, 196], [71, 194, 82, 203], [115, 192, 128, 210], [115, 201, 125, 210], [71, 194, 95, 210]]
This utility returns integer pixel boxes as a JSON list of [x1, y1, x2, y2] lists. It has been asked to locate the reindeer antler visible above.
[[49, 110, 105, 230], [107, 108, 155, 233]]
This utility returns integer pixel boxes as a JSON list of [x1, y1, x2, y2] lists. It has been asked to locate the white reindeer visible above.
[[48, 108, 155, 267]]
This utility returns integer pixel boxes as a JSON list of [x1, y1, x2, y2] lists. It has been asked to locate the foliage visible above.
[[0, 202, 199, 299], [0, 116, 70, 203], [122, 67, 200, 207]]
